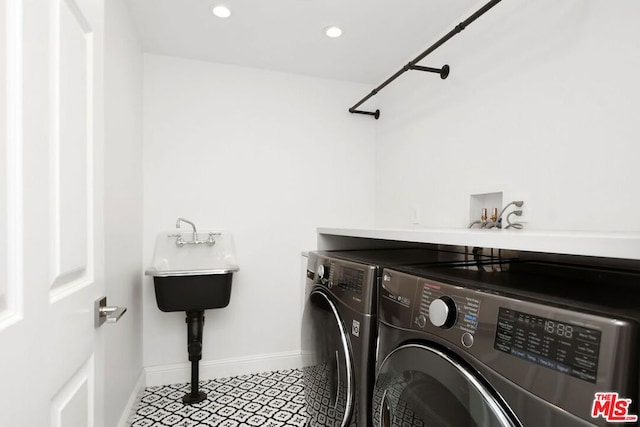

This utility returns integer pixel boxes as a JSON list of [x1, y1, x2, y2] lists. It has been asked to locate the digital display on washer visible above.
[[494, 307, 601, 383], [337, 267, 363, 294]]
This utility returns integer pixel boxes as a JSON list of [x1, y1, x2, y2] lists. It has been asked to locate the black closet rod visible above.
[[349, 0, 502, 119]]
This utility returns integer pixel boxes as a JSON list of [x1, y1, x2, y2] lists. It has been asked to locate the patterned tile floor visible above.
[[130, 369, 307, 427]]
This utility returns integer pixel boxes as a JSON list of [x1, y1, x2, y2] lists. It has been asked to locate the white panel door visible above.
[[0, 0, 105, 426]]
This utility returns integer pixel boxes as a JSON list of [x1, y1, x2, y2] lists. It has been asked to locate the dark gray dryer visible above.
[[373, 261, 640, 427], [302, 249, 456, 427]]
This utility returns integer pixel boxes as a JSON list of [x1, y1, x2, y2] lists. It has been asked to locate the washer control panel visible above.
[[336, 266, 365, 295], [379, 267, 637, 387], [315, 262, 365, 294], [417, 280, 480, 335], [307, 252, 377, 315], [494, 307, 602, 383]]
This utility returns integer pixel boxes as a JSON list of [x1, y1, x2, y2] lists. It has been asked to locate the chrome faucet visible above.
[[172, 218, 216, 247], [176, 217, 198, 243]]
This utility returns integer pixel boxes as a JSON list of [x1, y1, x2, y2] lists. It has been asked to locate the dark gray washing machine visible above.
[[302, 249, 464, 427], [373, 260, 640, 427]]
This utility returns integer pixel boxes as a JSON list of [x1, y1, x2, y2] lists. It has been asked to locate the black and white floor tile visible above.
[[131, 369, 307, 427], [302, 363, 354, 427]]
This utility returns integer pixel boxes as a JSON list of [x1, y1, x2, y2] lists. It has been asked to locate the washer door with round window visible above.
[[302, 289, 355, 427], [372, 344, 521, 427]]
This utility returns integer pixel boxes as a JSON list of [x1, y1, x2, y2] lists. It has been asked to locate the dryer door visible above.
[[373, 344, 520, 427], [302, 289, 355, 427]]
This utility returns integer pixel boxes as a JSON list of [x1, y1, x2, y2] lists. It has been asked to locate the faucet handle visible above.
[[206, 232, 216, 246], [168, 233, 186, 247]]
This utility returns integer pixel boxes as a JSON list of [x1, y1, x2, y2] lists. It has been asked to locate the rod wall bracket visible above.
[[410, 64, 450, 79], [348, 109, 380, 120]]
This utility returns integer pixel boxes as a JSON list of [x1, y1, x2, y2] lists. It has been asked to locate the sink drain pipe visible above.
[[183, 310, 207, 404]]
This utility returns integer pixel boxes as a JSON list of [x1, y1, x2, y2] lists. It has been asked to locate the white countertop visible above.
[[317, 227, 640, 261]]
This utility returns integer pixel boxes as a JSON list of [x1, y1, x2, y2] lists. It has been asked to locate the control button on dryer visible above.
[[417, 315, 427, 328], [429, 296, 457, 329], [461, 332, 474, 348]]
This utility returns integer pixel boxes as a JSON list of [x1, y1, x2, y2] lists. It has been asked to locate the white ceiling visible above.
[[127, 0, 484, 84]]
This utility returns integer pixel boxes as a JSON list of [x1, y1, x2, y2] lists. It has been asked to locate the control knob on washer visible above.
[[317, 264, 329, 280], [428, 296, 457, 329]]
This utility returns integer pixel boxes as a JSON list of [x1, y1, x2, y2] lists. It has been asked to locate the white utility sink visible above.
[[145, 221, 239, 312]]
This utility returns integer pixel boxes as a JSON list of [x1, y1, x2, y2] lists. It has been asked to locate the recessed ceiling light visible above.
[[324, 25, 342, 38], [211, 5, 231, 18]]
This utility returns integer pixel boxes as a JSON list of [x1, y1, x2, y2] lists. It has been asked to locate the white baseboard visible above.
[[117, 370, 146, 427], [145, 350, 302, 387]]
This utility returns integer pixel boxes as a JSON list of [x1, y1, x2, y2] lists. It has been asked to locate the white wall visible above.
[[143, 54, 376, 380], [374, 0, 640, 231], [0, 0, 6, 313], [104, 0, 144, 425]]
